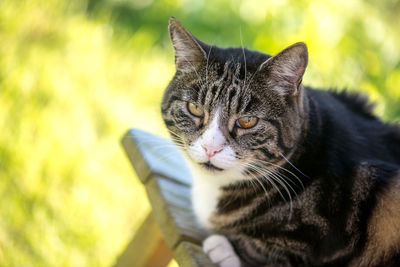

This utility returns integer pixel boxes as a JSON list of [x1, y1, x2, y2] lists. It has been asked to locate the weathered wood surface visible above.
[[174, 242, 216, 267], [120, 128, 215, 266], [146, 176, 208, 249]]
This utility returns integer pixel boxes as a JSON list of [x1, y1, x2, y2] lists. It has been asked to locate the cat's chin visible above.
[[199, 161, 224, 172]]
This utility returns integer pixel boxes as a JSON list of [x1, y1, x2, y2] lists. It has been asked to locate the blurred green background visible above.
[[0, 0, 399, 266]]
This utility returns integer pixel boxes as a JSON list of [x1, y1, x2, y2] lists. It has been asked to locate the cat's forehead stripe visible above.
[[201, 60, 248, 113], [207, 61, 232, 107]]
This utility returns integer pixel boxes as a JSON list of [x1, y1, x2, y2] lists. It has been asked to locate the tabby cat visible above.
[[161, 17, 400, 267]]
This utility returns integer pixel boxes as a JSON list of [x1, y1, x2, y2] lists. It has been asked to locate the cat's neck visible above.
[[185, 156, 246, 229]]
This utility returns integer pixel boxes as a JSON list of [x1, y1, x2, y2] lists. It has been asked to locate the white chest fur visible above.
[[189, 162, 245, 230], [191, 174, 220, 229]]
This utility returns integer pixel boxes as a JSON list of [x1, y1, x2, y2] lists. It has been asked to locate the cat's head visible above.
[[162, 17, 308, 185]]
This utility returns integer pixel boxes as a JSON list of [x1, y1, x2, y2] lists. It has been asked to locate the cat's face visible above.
[[162, 18, 308, 184]]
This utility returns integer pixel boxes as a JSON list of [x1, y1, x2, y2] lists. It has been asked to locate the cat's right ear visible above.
[[168, 17, 207, 72], [260, 42, 308, 97]]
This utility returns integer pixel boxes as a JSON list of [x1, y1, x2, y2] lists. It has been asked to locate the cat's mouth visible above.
[[200, 161, 224, 172]]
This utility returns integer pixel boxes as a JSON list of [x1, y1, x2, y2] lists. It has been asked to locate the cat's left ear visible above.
[[168, 17, 207, 72], [260, 42, 308, 97]]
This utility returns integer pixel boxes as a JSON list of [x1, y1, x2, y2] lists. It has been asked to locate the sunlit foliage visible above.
[[0, 0, 399, 266]]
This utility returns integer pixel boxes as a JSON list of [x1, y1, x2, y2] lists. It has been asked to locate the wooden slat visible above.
[[174, 242, 217, 267], [113, 213, 171, 267], [146, 175, 209, 249], [120, 128, 213, 266], [121, 129, 192, 185]]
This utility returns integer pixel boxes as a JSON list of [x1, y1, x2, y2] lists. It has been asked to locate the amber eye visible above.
[[236, 116, 258, 129], [187, 102, 204, 117]]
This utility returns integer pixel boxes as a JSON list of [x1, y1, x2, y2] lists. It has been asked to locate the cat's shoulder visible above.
[[307, 88, 376, 119], [329, 90, 376, 119]]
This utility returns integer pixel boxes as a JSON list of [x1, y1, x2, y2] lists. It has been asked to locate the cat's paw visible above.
[[203, 234, 241, 267]]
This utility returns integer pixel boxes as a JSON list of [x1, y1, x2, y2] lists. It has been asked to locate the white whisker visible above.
[[243, 161, 294, 220], [256, 155, 305, 190], [240, 27, 247, 92], [205, 45, 213, 90], [279, 152, 309, 179]]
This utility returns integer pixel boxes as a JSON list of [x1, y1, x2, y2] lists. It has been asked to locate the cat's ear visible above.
[[168, 17, 207, 72], [260, 42, 308, 96]]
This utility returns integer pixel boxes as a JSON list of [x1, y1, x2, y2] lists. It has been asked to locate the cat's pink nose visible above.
[[202, 145, 222, 158]]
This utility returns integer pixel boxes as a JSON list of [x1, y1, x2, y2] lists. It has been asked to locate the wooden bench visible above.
[[114, 128, 216, 267]]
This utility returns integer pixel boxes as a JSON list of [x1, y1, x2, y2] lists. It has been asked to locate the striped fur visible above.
[[162, 18, 400, 266]]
